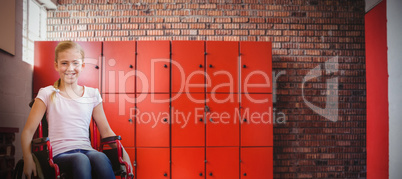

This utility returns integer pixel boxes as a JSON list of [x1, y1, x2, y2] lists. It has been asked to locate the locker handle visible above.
[[129, 64, 133, 68], [243, 118, 247, 123], [243, 65, 247, 68], [209, 118, 214, 122], [199, 64, 203, 68], [164, 64, 168, 68], [209, 64, 213, 68], [163, 173, 168, 177], [243, 173, 247, 176], [163, 118, 168, 123], [128, 119, 133, 122], [199, 118, 203, 122], [199, 173, 203, 176], [209, 172, 213, 176], [95, 65, 99, 69]]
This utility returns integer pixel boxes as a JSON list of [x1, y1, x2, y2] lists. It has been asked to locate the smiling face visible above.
[[55, 48, 85, 85]]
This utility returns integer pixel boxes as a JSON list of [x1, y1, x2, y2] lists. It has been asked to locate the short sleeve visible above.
[[93, 88, 103, 108], [36, 87, 50, 107]]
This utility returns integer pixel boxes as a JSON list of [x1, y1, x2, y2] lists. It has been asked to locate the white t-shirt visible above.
[[36, 85, 102, 157]]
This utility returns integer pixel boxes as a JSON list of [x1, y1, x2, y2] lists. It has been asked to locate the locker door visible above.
[[206, 41, 239, 93], [102, 94, 135, 147], [241, 147, 273, 179], [172, 93, 205, 147], [137, 148, 170, 179], [136, 93, 170, 147], [34, 41, 59, 93], [103, 41, 136, 93], [240, 41, 272, 93], [77, 42, 102, 89], [206, 147, 239, 179], [137, 41, 170, 93], [33, 41, 102, 93], [171, 41, 205, 93], [172, 148, 205, 179], [241, 94, 273, 146], [206, 93, 239, 147]]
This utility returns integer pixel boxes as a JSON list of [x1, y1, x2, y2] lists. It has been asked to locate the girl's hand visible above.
[[23, 156, 37, 179]]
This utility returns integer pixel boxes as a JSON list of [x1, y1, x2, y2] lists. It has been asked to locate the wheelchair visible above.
[[13, 100, 134, 179]]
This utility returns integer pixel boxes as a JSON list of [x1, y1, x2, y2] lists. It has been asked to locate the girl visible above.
[[21, 41, 132, 178]]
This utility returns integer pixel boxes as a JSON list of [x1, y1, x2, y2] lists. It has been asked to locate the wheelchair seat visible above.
[[12, 100, 133, 179]]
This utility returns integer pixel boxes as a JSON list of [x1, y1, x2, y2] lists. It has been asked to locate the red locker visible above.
[[33, 41, 59, 94], [241, 94, 273, 147], [33, 41, 102, 93], [171, 93, 205, 147], [171, 41, 205, 93], [136, 93, 170, 147], [206, 93, 240, 147], [241, 147, 273, 179], [102, 94, 135, 147], [240, 41, 273, 93], [206, 147, 239, 179], [172, 148, 205, 179], [103, 41, 136, 93], [137, 148, 170, 179], [136, 41, 170, 93], [206, 41, 239, 93]]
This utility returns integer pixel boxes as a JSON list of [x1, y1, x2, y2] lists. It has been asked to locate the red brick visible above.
[[130, 30, 146, 36], [249, 30, 265, 35], [147, 17, 164, 23], [192, 10, 206, 16], [189, 24, 205, 29], [215, 17, 231, 23], [225, 11, 240, 16], [114, 17, 130, 23], [76, 0, 91, 4], [283, 30, 298, 36], [216, 30, 231, 35], [105, 24, 121, 30], [165, 30, 180, 36], [232, 17, 249, 23], [122, 24, 138, 30], [139, 24, 155, 29], [172, 23, 188, 29], [199, 30, 214, 35], [224, 36, 240, 41], [217, 4, 232, 9], [165, 17, 180, 23], [181, 17, 197, 23], [173, 10, 190, 16], [96, 17, 112, 23], [166, 4, 183, 9], [199, 17, 213, 23], [224, 24, 240, 29], [155, 24, 171, 29], [130, 17, 146, 23], [113, 30, 129, 36], [95, 31, 111, 37], [240, 24, 256, 29], [207, 10, 223, 16], [209, 24, 222, 29]]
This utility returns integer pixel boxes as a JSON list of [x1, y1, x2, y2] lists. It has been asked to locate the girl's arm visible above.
[[92, 102, 133, 174], [21, 98, 47, 178]]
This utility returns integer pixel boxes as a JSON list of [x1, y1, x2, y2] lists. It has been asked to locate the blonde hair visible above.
[[51, 41, 85, 102]]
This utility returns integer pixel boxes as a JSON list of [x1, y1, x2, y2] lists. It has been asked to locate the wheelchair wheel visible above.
[[12, 159, 24, 179]]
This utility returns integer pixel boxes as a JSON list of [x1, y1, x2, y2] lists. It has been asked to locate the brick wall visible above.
[[46, 0, 366, 178]]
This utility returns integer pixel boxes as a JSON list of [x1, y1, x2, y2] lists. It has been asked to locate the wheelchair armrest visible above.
[[32, 137, 50, 146], [101, 135, 121, 143]]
